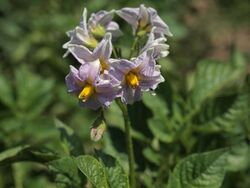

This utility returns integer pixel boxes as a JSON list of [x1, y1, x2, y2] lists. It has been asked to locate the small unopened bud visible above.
[[90, 117, 106, 142]]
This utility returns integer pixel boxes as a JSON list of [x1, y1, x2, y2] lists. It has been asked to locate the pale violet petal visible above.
[[138, 4, 149, 27], [116, 8, 139, 28], [93, 33, 112, 60], [87, 59, 101, 83], [68, 44, 94, 62], [79, 8, 88, 32]]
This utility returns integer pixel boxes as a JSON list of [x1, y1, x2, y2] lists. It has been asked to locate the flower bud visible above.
[[90, 116, 107, 142]]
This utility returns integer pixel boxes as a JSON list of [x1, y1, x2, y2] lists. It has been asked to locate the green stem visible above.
[[116, 99, 136, 188], [112, 47, 119, 59], [129, 36, 139, 59]]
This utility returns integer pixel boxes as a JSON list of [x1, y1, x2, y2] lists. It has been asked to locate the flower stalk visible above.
[[116, 99, 136, 188], [129, 36, 139, 59]]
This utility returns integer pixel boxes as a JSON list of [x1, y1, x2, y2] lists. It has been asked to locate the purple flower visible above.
[[67, 33, 113, 73], [65, 61, 119, 110], [116, 4, 172, 38], [140, 27, 169, 59], [88, 10, 122, 38], [110, 50, 164, 104], [63, 8, 121, 56]]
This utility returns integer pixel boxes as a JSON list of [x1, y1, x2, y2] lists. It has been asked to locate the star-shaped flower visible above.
[[110, 50, 164, 104], [116, 4, 172, 38], [65, 61, 119, 110], [63, 8, 121, 56]]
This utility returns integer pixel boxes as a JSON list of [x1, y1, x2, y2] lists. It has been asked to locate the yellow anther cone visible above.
[[78, 84, 94, 101], [126, 72, 139, 89]]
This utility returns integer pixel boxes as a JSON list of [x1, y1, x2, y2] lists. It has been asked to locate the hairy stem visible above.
[[116, 99, 136, 188]]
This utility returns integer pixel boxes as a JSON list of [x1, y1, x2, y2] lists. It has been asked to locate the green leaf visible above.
[[76, 155, 108, 188], [143, 93, 169, 119], [0, 117, 60, 150], [48, 157, 82, 188], [0, 145, 58, 166], [102, 132, 129, 173], [0, 145, 30, 165], [54, 119, 83, 156], [190, 59, 246, 110], [167, 148, 229, 188], [148, 118, 175, 143], [194, 93, 250, 133], [226, 142, 250, 172], [143, 147, 161, 166], [0, 118, 23, 144], [96, 151, 129, 188], [105, 101, 126, 128], [15, 65, 54, 119], [143, 93, 175, 143]]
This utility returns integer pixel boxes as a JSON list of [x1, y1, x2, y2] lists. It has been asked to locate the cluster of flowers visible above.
[[64, 5, 172, 110]]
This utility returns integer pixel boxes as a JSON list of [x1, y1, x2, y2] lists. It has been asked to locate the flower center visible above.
[[99, 58, 109, 73], [126, 72, 139, 89], [85, 37, 98, 49], [91, 24, 106, 38], [78, 84, 94, 101], [139, 18, 148, 28], [137, 24, 152, 37]]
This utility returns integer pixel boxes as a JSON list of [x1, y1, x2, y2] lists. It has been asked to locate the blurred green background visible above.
[[0, 0, 250, 187]]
